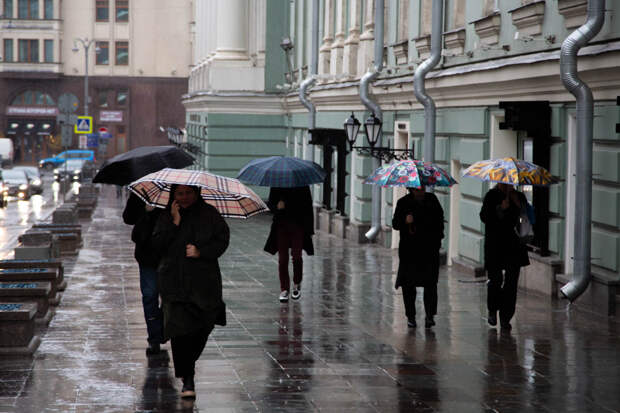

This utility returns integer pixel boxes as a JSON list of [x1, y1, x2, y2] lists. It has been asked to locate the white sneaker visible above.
[[279, 290, 289, 303], [291, 284, 301, 300]]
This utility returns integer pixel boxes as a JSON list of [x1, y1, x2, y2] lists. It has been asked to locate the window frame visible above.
[[44, 39, 53, 62], [3, 39, 14, 62], [115, 41, 128, 65], [44, 0, 53, 19], [4, 0, 13, 18], [18, 39, 39, 63], [95, 41, 109, 65], [96, 0, 109, 22], [116, 88, 129, 106], [18, 0, 39, 19], [115, 0, 128, 22]]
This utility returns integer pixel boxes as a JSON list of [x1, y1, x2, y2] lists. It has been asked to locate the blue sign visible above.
[[74, 116, 93, 134], [98, 132, 112, 139], [87, 134, 99, 148]]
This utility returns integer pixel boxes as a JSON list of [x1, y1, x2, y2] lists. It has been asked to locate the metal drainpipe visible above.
[[560, 0, 606, 302], [414, 0, 443, 169], [360, 0, 384, 241], [300, 0, 320, 161]]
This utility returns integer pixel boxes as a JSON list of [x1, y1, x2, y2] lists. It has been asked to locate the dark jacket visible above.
[[152, 200, 230, 340], [480, 186, 530, 270], [392, 192, 444, 289], [122, 192, 162, 267], [263, 186, 314, 256]]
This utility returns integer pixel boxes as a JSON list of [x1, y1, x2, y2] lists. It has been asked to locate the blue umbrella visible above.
[[237, 156, 326, 187]]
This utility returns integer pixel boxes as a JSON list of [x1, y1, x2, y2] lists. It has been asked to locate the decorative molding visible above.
[[444, 28, 466, 56], [471, 12, 501, 46], [414, 34, 431, 60], [390, 39, 409, 65], [558, 0, 587, 29], [509, 1, 545, 37]]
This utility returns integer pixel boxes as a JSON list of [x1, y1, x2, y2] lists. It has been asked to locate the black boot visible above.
[[145, 342, 161, 356], [181, 376, 196, 399]]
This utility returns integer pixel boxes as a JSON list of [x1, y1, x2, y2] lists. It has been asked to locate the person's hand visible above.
[[186, 244, 200, 258], [144, 204, 155, 212], [405, 214, 414, 224], [277, 200, 285, 210], [171, 200, 181, 226]]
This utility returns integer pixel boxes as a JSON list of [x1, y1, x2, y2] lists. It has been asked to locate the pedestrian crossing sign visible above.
[[74, 116, 93, 134]]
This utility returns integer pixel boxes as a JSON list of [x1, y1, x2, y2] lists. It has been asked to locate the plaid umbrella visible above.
[[128, 168, 267, 219], [364, 160, 457, 187], [237, 156, 326, 187], [462, 157, 558, 186]]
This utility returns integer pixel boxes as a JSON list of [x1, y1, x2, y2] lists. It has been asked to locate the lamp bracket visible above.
[[351, 146, 415, 163]]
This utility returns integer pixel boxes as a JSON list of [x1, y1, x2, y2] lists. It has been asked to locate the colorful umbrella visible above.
[[128, 168, 267, 219], [237, 156, 326, 187], [462, 157, 558, 186], [364, 160, 457, 187]]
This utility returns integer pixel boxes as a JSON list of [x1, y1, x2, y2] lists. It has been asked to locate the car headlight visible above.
[[74, 169, 81, 174], [32, 179, 41, 186], [53, 169, 59, 174], [19, 184, 27, 190]]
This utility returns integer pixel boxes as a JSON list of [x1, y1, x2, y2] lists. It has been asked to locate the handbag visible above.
[[516, 202, 535, 244]]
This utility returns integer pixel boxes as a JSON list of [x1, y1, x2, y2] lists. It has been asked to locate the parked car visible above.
[[0, 170, 8, 207], [39, 150, 95, 171], [54, 159, 94, 182], [0, 138, 14, 167], [13, 166, 43, 194], [2, 169, 31, 200]]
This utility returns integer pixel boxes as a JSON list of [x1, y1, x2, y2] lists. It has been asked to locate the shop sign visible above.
[[6, 106, 58, 116], [99, 110, 123, 123]]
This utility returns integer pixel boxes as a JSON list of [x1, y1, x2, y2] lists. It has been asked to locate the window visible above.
[[96, 0, 109, 21], [115, 41, 128, 65], [116, 0, 128, 22], [18, 0, 38, 19], [4, 0, 13, 18], [44, 0, 53, 19], [18, 39, 38, 62], [116, 88, 128, 106], [3, 39, 13, 62], [11, 90, 54, 106], [44, 39, 53, 62], [97, 90, 110, 107], [95, 41, 109, 65]]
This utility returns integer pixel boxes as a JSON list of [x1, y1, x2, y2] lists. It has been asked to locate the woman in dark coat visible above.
[[122, 192, 164, 355], [263, 186, 314, 303], [392, 186, 444, 329], [480, 183, 529, 330], [152, 184, 230, 399]]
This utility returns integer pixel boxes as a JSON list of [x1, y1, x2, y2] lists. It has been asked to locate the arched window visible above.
[[11, 90, 55, 106]]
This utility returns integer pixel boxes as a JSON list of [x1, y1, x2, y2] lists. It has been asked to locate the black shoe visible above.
[[407, 318, 417, 328], [500, 321, 512, 331], [146, 343, 161, 356], [488, 312, 497, 327], [181, 376, 196, 399], [425, 316, 435, 328]]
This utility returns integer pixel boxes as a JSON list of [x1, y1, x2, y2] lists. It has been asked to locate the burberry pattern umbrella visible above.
[[237, 156, 326, 188], [128, 168, 267, 219], [462, 157, 558, 186]]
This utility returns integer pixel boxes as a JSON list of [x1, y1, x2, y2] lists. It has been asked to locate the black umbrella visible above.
[[93, 145, 194, 186]]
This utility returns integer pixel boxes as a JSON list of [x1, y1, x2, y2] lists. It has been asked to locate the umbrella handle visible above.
[[139, 188, 151, 204]]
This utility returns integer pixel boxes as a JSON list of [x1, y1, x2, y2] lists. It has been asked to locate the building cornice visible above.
[[183, 91, 286, 115]]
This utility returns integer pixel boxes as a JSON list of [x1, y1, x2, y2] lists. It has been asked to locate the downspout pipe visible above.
[[559, 0, 605, 302], [414, 0, 443, 167], [360, 0, 384, 241], [300, 0, 320, 154]]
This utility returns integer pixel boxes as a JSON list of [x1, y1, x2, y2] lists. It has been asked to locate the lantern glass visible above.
[[344, 112, 361, 147], [364, 115, 382, 147]]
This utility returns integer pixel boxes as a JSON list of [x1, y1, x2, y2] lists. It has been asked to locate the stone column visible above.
[[255, 0, 266, 66], [343, 0, 362, 79], [212, 0, 250, 62], [330, 0, 346, 76], [357, 0, 375, 75], [318, 0, 334, 79]]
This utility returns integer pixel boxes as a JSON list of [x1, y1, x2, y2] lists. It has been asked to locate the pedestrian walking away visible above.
[[263, 186, 314, 303], [122, 191, 164, 355], [151, 184, 230, 399], [480, 183, 530, 330], [392, 186, 444, 329]]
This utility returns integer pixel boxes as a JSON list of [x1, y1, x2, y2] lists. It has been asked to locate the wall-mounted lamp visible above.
[[344, 112, 414, 162]]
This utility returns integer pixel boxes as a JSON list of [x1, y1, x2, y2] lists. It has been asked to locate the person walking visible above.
[[264, 186, 314, 303], [122, 192, 164, 355], [151, 184, 230, 399], [480, 183, 530, 330], [392, 186, 444, 329]]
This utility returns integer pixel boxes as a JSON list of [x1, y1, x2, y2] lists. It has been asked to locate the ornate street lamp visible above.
[[344, 112, 414, 162]]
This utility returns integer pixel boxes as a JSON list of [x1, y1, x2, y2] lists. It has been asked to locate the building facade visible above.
[[0, 0, 193, 163], [184, 0, 620, 314]]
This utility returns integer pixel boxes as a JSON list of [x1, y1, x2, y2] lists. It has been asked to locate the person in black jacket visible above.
[[392, 186, 444, 329], [151, 184, 229, 399], [480, 183, 530, 330], [123, 192, 164, 355], [263, 186, 314, 303]]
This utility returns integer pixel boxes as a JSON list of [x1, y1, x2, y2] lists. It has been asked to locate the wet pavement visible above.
[[1, 185, 619, 412]]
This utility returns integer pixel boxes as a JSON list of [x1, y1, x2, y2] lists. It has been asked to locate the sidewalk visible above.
[[1, 185, 619, 412]]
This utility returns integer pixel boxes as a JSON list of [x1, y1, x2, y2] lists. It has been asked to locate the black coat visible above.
[[263, 186, 314, 256], [392, 192, 444, 289], [122, 192, 162, 267], [152, 200, 230, 340], [480, 186, 530, 270]]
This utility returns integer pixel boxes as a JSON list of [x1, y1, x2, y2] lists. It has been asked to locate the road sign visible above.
[[74, 116, 93, 134], [87, 134, 99, 148], [98, 127, 108, 133], [56, 113, 78, 125], [58, 93, 79, 113], [79, 135, 88, 149], [61, 124, 73, 147]]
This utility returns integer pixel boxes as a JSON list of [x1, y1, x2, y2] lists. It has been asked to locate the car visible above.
[[39, 150, 95, 171], [13, 166, 43, 194], [54, 159, 94, 183], [0, 171, 8, 207], [2, 169, 32, 200]]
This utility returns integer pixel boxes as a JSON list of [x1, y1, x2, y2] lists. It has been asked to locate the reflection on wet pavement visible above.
[[0, 185, 618, 412]]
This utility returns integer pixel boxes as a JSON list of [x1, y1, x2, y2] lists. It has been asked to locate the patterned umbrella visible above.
[[128, 168, 267, 219], [364, 160, 457, 187], [462, 157, 558, 186], [237, 156, 326, 187]]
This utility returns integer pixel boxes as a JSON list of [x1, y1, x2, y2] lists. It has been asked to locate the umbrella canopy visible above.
[[364, 160, 457, 187], [237, 156, 326, 187], [462, 157, 558, 186], [93, 145, 194, 186], [128, 168, 267, 219]]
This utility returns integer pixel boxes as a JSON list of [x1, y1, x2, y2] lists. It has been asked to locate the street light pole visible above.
[[72, 38, 96, 116]]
